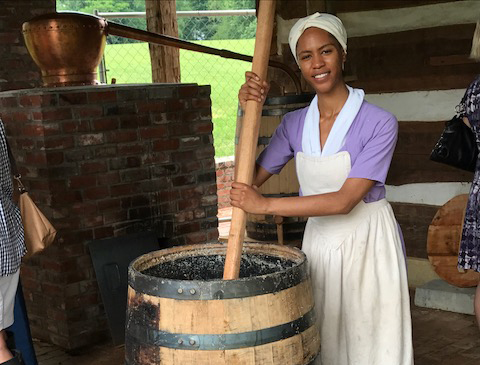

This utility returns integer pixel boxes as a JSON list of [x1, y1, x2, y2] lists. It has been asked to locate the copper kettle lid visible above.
[[22, 11, 107, 30]]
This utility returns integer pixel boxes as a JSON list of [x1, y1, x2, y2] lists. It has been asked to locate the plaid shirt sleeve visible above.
[[0, 119, 25, 276]]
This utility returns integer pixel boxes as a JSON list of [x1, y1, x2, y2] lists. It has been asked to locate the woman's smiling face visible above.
[[296, 27, 346, 95]]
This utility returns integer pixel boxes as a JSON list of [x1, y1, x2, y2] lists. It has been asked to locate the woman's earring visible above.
[[342, 62, 345, 71]]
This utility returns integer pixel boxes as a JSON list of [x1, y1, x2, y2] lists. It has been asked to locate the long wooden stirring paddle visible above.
[[223, 0, 276, 280]]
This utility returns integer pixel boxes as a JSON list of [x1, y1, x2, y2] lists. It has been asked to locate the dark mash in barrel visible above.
[[142, 253, 295, 280]]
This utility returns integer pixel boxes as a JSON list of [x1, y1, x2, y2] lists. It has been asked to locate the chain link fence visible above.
[[98, 11, 256, 157]]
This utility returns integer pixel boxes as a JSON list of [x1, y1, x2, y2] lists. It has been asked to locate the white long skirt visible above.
[[302, 199, 413, 365]]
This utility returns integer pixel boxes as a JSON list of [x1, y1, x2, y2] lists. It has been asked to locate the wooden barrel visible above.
[[125, 242, 320, 364], [427, 194, 480, 287], [236, 94, 314, 241]]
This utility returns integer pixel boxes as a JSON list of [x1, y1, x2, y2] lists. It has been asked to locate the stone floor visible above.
[[411, 299, 479, 364], [34, 339, 124, 365], [33, 208, 480, 364]]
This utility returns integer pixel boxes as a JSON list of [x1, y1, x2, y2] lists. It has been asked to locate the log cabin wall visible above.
[[272, 0, 480, 282]]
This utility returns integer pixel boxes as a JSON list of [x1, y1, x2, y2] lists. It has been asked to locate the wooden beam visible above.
[[347, 24, 480, 93], [386, 122, 474, 185], [330, 0, 461, 15], [391, 202, 439, 259], [145, 0, 180, 83]]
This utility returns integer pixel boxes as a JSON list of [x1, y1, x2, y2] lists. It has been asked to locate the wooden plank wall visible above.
[[273, 0, 480, 259]]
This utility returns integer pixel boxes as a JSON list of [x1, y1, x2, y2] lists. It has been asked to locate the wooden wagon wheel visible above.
[[427, 194, 480, 288]]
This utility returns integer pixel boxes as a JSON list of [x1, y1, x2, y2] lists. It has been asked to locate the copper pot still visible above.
[[22, 12, 302, 91], [22, 12, 107, 87]]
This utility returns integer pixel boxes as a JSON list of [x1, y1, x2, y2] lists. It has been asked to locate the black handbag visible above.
[[430, 115, 479, 172]]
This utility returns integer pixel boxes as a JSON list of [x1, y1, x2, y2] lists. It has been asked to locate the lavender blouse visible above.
[[256, 100, 398, 203]]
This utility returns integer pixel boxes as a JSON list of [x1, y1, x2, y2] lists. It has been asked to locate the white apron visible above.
[[296, 151, 413, 365]]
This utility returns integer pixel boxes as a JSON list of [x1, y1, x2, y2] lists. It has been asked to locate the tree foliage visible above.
[[57, 0, 147, 44], [177, 0, 256, 40], [57, 0, 256, 42], [57, 0, 145, 14]]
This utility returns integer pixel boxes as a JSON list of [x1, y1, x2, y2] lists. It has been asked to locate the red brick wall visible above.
[[215, 156, 234, 209], [0, 84, 218, 349], [0, 0, 54, 91]]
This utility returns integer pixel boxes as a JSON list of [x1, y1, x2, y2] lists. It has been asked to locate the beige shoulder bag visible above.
[[6, 139, 57, 259]]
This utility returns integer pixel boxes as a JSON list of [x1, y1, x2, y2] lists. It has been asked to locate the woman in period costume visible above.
[[231, 13, 414, 365]]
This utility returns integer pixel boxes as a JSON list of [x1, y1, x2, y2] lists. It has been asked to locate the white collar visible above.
[[302, 85, 365, 157]]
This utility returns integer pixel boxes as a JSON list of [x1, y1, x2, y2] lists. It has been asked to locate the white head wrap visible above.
[[288, 12, 347, 64]]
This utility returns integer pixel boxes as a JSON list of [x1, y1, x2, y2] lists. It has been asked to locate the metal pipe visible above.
[[106, 21, 302, 94]]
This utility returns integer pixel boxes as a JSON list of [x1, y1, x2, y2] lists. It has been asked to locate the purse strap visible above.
[[4, 137, 26, 193]]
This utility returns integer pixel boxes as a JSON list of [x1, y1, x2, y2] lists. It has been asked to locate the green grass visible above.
[[103, 39, 255, 157]]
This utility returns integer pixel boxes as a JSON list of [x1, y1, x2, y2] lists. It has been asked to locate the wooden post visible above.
[[145, 0, 180, 83], [223, 0, 276, 280]]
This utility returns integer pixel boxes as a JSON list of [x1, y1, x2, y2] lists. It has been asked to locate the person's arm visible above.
[[252, 164, 272, 188], [231, 178, 374, 216], [232, 109, 398, 217]]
